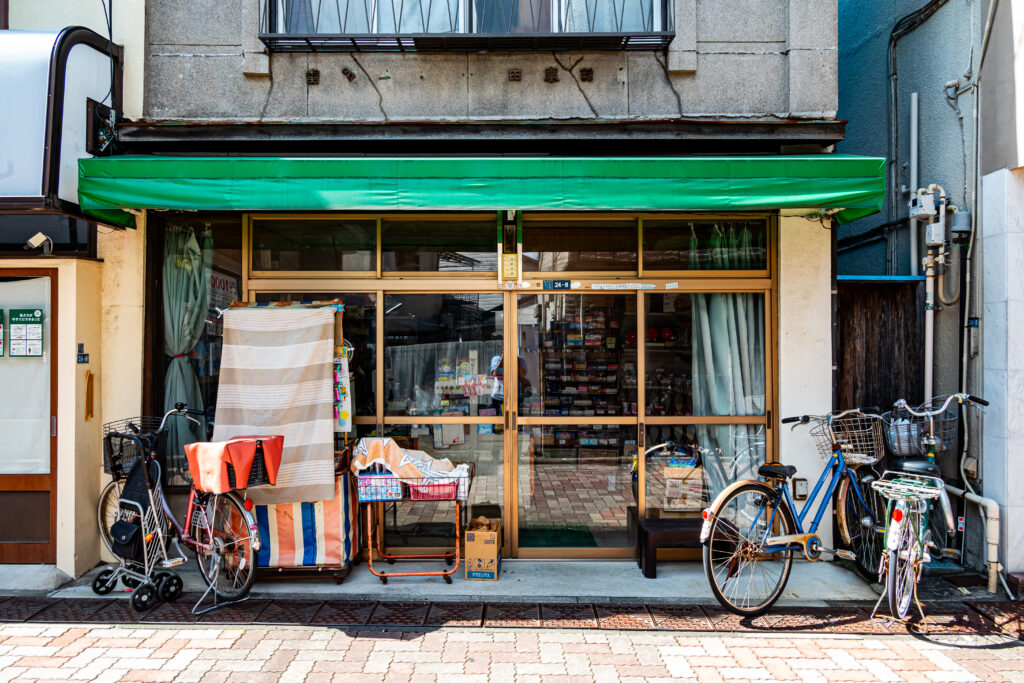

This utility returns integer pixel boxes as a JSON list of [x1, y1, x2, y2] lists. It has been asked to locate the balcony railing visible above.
[[258, 0, 674, 51]]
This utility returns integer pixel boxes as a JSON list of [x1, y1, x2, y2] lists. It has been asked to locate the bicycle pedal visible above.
[[834, 549, 857, 561], [941, 548, 962, 560], [162, 558, 186, 568]]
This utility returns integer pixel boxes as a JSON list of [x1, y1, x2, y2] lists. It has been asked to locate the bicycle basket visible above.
[[884, 399, 959, 457], [809, 414, 884, 465], [102, 417, 165, 480]]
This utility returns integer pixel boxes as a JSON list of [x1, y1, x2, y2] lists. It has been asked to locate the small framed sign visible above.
[[9, 309, 44, 357]]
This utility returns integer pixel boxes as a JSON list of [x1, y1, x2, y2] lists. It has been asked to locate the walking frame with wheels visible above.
[[95, 404, 266, 615], [699, 407, 886, 616], [870, 392, 988, 628]]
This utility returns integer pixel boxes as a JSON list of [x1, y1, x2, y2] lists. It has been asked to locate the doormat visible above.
[[518, 525, 597, 548]]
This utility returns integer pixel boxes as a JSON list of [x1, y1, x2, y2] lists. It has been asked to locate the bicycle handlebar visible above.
[[644, 441, 684, 456], [895, 393, 988, 417], [780, 406, 882, 425], [157, 404, 204, 433]]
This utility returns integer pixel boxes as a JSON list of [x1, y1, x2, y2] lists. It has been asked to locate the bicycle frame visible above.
[[761, 448, 876, 554], [161, 487, 262, 554]]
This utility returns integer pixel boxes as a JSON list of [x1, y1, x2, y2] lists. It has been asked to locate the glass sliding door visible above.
[[515, 292, 639, 554], [382, 293, 505, 548]]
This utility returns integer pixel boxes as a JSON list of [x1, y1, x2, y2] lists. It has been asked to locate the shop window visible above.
[[644, 424, 765, 514], [522, 220, 637, 272], [644, 292, 765, 417], [251, 219, 376, 272], [0, 214, 95, 257], [384, 293, 503, 416], [642, 219, 768, 271], [381, 219, 496, 273], [380, 424, 503, 547], [517, 293, 638, 417], [517, 424, 637, 548], [254, 292, 377, 417]]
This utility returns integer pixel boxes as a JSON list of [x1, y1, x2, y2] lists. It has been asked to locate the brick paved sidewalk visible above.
[[0, 622, 1022, 683]]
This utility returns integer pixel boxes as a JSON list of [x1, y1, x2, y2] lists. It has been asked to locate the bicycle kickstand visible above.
[[191, 556, 250, 616]]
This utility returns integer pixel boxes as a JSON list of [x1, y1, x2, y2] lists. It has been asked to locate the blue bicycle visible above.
[[700, 407, 886, 616]]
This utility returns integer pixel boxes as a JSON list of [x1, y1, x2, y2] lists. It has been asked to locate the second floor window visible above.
[[270, 0, 663, 35]]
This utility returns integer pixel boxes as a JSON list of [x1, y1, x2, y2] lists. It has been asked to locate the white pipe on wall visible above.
[[910, 92, 919, 275], [945, 484, 1013, 596]]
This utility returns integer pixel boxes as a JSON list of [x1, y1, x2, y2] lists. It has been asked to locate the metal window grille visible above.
[[259, 0, 673, 51]]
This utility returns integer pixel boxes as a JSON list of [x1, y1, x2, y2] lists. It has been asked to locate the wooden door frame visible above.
[[0, 268, 58, 563]]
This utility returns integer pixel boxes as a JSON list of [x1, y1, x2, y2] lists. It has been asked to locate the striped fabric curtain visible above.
[[255, 475, 359, 567], [213, 307, 337, 504]]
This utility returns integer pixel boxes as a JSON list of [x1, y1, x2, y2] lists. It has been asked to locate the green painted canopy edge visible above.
[[78, 155, 885, 226]]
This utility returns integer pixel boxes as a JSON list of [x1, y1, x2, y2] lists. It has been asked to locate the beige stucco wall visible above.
[[777, 213, 834, 545], [0, 218, 144, 576], [0, 259, 101, 576], [9, 0, 145, 119]]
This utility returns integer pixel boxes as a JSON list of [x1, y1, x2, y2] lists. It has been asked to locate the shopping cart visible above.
[[92, 415, 188, 611]]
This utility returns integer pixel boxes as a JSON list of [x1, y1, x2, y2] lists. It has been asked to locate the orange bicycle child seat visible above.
[[185, 435, 284, 493]]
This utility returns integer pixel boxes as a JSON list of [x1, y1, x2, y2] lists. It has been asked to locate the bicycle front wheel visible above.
[[835, 468, 884, 579], [97, 480, 122, 555], [887, 515, 919, 619], [703, 482, 795, 617], [192, 491, 256, 601]]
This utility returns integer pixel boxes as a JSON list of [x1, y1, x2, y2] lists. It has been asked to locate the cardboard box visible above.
[[661, 464, 705, 511], [465, 518, 502, 581]]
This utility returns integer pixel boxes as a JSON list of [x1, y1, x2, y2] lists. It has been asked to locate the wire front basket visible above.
[[884, 399, 959, 457], [809, 414, 885, 465], [102, 417, 166, 480], [871, 476, 944, 502]]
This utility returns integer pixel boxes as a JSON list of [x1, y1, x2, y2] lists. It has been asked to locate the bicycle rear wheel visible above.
[[835, 467, 884, 579], [191, 491, 256, 601], [703, 482, 795, 617], [887, 515, 919, 619]]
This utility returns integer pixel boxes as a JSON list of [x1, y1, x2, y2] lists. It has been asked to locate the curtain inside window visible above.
[[386, 340, 502, 414], [559, 0, 654, 32], [0, 278, 50, 475], [163, 226, 211, 485], [690, 224, 765, 497]]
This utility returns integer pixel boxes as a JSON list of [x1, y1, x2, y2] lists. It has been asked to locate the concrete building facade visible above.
[[0, 0, 891, 588], [838, 0, 1024, 584]]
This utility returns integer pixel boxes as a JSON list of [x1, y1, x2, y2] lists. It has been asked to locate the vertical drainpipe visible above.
[[910, 92, 919, 275], [832, 217, 839, 411]]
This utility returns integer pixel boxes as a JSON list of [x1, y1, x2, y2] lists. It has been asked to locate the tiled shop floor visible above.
[[0, 622, 1021, 683]]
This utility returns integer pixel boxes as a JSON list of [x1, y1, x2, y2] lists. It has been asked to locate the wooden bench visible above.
[[636, 517, 703, 578]]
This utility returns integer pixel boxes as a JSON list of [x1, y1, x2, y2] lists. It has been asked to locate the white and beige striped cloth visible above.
[[213, 307, 337, 504]]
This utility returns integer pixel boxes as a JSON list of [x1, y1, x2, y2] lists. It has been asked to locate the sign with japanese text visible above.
[[9, 309, 43, 357]]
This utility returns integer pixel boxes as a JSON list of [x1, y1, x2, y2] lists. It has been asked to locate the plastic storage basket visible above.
[[357, 474, 403, 502], [407, 477, 471, 501]]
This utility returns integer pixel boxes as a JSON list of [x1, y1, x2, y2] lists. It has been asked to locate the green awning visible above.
[[78, 155, 885, 226]]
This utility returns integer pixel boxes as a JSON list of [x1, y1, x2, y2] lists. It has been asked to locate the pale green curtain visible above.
[[690, 224, 765, 497], [163, 226, 212, 484]]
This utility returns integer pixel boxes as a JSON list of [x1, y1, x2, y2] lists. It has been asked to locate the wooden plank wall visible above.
[[837, 281, 924, 411]]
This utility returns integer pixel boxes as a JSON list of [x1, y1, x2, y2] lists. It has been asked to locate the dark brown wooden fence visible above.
[[836, 280, 924, 411]]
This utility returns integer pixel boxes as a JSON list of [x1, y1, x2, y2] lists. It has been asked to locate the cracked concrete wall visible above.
[[143, 0, 837, 121]]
